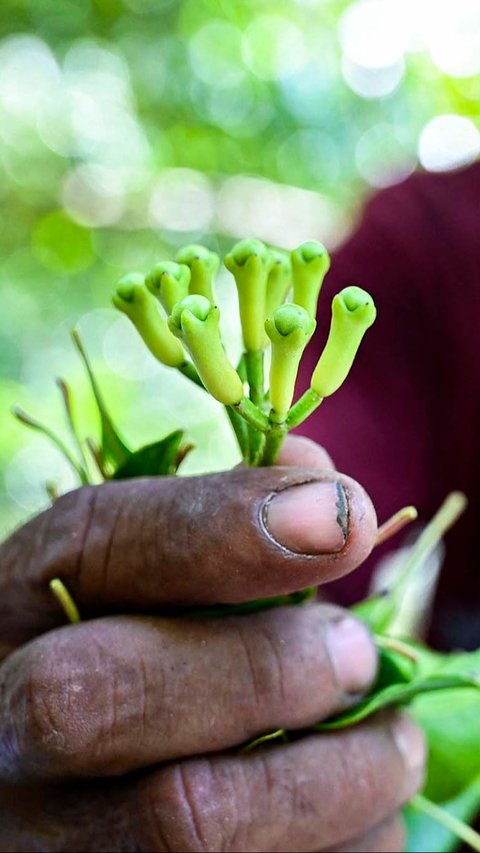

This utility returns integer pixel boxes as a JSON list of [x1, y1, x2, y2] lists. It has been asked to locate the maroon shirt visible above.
[[299, 163, 480, 650]]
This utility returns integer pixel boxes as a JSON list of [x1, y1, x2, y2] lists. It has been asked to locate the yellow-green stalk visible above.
[[224, 238, 272, 353], [311, 286, 376, 396], [265, 304, 316, 423], [113, 273, 185, 368], [168, 295, 244, 406], [176, 244, 220, 303], [291, 240, 330, 319], [265, 249, 292, 319], [287, 286, 376, 430], [145, 261, 190, 314]]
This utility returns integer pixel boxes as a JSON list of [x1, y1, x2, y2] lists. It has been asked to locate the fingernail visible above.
[[265, 481, 349, 554], [392, 713, 426, 779], [325, 617, 378, 694]]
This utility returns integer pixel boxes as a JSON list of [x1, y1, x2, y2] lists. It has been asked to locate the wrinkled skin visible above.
[[0, 437, 425, 852]]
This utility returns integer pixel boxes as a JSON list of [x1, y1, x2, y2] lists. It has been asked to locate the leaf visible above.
[[113, 431, 185, 479], [354, 493, 467, 634], [412, 650, 480, 802], [353, 593, 386, 626], [45, 481, 59, 502], [374, 645, 416, 691], [174, 441, 195, 470], [12, 406, 88, 485], [180, 587, 317, 620], [314, 673, 480, 732], [71, 329, 131, 472], [405, 780, 480, 853], [56, 378, 90, 474]]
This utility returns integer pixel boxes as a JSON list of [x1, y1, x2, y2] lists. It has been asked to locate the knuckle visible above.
[[42, 482, 133, 606], [335, 720, 411, 821], [12, 629, 116, 777], [40, 485, 99, 582], [16, 637, 91, 776], [233, 623, 281, 716], [235, 606, 341, 727], [139, 760, 242, 853]]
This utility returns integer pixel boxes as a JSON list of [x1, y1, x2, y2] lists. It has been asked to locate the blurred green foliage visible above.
[[0, 0, 479, 534]]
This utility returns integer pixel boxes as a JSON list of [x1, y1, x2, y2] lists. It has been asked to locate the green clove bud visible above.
[[265, 303, 316, 422], [291, 240, 330, 319], [175, 244, 220, 303], [113, 273, 185, 368], [224, 238, 273, 352], [310, 286, 376, 397], [266, 248, 292, 319], [168, 295, 244, 405], [145, 261, 190, 314]]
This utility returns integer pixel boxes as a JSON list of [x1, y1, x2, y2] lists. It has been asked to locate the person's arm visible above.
[[0, 437, 424, 852], [300, 164, 480, 648]]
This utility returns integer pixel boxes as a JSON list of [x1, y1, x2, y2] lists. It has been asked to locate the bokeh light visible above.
[[418, 115, 480, 172], [0, 0, 479, 535]]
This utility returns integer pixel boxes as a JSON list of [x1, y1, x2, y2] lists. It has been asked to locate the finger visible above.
[[0, 778, 133, 853], [0, 788, 406, 853], [276, 435, 336, 470], [0, 605, 378, 779], [0, 720, 420, 853], [328, 814, 406, 853], [0, 467, 377, 649], [134, 716, 425, 852]]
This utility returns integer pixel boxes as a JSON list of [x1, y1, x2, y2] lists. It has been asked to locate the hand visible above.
[[0, 436, 425, 852]]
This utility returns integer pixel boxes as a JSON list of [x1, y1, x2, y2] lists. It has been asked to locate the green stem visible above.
[[410, 794, 480, 852], [244, 350, 265, 464], [241, 729, 287, 754], [371, 491, 467, 633], [233, 398, 269, 433], [12, 407, 89, 486], [226, 406, 249, 459], [375, 635, 419, 662], [179, 358, 249, 461], [261, 421, 288, 466], [248, 433, 265, 467], [245, 349, 265, 407], [72, 329, 130, 469], [237, 354, 248, 384], [57, 379, 90, 477], [286, 388, 323, 429], [49, 578, 81, 624], [86, 437, 107, 480]]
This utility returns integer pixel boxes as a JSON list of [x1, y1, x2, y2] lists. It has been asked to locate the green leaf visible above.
[[113, 431, 185, 479], [353, 493, 467, 635], [314, 673, 480, 732], [56, 378, 90, 476], [412, 651, 480, 802], [12, 406, 89, 485], [71, 329, 131, 472], [374, 645, 416, 691], [352, 593, 386, 626], [179, 587, 317, 620], [405, 780, 480, 853]]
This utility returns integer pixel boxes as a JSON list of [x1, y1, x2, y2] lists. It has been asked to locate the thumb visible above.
[[1, 465, 377, 651], [276, 434, 336, 470]]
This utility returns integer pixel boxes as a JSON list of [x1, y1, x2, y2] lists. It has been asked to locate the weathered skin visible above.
[[0, 464, 375, 651], [0, 437, 424, 852]]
